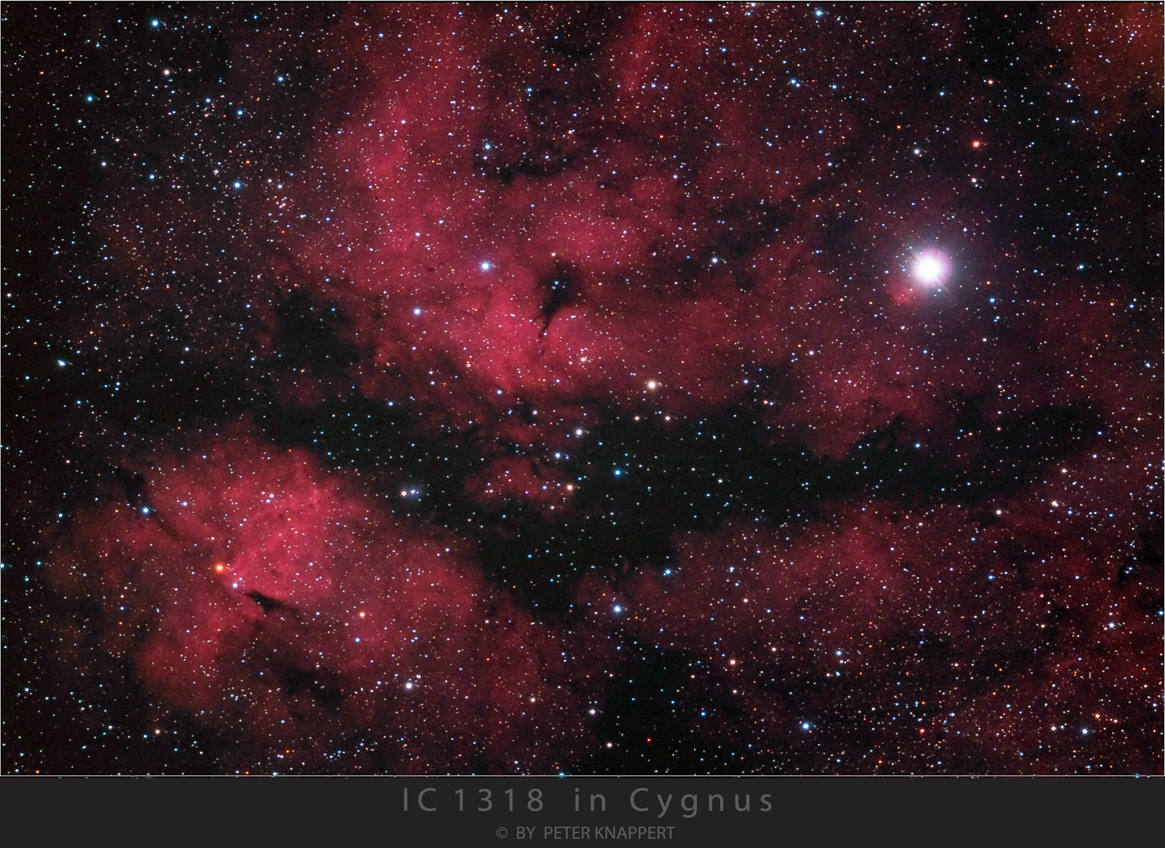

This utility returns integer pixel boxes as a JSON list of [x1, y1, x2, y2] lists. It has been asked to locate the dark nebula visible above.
[[3, 3, 1161, 774]]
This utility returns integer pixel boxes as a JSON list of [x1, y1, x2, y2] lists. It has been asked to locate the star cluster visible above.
[[3, 4, 1161, 774]]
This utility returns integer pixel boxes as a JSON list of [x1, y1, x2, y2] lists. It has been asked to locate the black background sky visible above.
[[3, 3, 1162, 775]]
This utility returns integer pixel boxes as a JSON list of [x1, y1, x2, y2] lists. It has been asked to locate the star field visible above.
[[2, 3, 1161, 775]]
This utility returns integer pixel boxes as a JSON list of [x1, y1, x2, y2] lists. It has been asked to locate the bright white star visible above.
[[912, 249, 950, 287]]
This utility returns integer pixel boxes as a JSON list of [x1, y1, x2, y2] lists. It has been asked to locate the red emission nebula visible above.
[[3, 4, 1162, 774]]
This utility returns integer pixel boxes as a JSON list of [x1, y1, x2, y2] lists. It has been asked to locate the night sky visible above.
[[3, 3, 1161, 775]]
